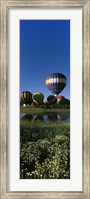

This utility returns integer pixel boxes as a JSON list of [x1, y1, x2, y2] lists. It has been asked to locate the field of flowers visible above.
[[20, 118, 70, 179]]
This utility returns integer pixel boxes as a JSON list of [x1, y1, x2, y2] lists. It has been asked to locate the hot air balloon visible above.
[[60, 98, 70, 108], [57, 96, 65, 104], [32, 92, 44, 106], [33, 101, 39, 107], [46, 73, 67, 96], [20, 91, 33, 105], [47, 95, 57, 105]]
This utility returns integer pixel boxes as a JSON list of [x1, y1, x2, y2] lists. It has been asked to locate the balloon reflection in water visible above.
[[48, 114, 57, 121], [48, 113, 64, 121], [21, 114, 33, 121], [33, 114, 44, 121], [21, 113, 69, 122], [57, 114, 64, 121]]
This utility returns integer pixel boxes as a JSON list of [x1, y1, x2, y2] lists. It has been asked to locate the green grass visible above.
[[20, 121, 70, 142], [20, 118, 69, 127], [20, 107, 70, 114]]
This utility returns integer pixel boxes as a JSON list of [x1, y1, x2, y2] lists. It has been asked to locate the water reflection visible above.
[[33, 114, 44, 121], [21, 112, 70, 123], [20, 113, 25, 120], [21, 114, 33, 121], [48, 114, 58, 121]]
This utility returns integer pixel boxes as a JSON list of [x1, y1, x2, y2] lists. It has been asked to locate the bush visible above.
[[20, 131, 70, 179]]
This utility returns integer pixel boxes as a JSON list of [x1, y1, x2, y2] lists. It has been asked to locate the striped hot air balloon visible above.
[[32, 92, 44, 106], [20, 91, 33, 105], [46, 73, 67, 96]]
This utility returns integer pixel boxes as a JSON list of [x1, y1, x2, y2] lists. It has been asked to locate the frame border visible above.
[[0, 0, 90, 199]]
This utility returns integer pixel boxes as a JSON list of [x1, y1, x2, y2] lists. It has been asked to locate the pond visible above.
[[20, 112, 70, 123]]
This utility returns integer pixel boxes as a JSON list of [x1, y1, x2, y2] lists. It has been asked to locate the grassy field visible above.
[[20, 106, 70, 114], [20, 108, 70, 179]]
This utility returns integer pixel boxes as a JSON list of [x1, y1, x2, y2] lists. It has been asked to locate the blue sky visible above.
[[20, 20, 70, 101]]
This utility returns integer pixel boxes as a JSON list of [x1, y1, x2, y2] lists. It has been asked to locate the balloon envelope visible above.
[[46, 73, 67, 95], [60, 98, 70, 108], [33, 101, 39, 107], [47, 95, 57, 105], [57, 96, 65, 103], [20, 91, 33, 105], [32, 92, 44, 104]]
